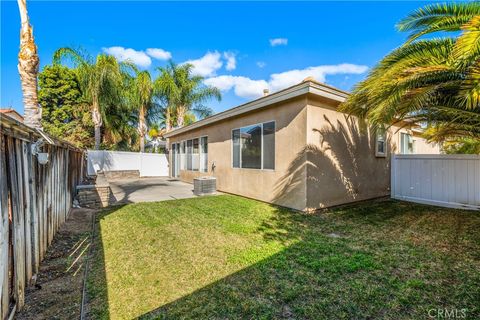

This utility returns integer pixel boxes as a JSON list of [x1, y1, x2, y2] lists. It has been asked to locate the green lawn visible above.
[[87, 195, 480, 319]]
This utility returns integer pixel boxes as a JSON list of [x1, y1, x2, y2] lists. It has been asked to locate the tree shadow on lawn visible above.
[[87, 199, 480, 320]]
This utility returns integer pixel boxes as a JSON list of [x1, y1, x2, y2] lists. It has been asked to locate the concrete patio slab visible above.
[[108, 177, 202, 204]]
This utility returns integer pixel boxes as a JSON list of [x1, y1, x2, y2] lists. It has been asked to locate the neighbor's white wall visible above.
[[87, 150, 169, 177]]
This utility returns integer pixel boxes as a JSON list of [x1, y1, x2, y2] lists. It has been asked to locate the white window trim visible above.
[[170, 142, 181, 177], [400, 132, 415, 155], [181, 135, 208, 172], [231, 120, 276, 171], [199, 135, 208, 173], [180, 140, 186, 170], [375, 129, 387, 158]]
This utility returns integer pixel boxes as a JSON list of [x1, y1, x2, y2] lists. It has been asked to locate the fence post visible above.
[[21, 142, 32, 283], [0, 134, 10, 319], [391, 154, 396, 199]]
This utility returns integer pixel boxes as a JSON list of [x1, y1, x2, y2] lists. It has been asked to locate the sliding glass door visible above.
[[171, 143, 180, 178]]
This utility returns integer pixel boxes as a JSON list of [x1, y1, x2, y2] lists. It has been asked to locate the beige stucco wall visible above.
[[168, 93, 440, 211], [304, 95, 440, 209], [305, 96, 391, 209], [168, 97, 309, 210]]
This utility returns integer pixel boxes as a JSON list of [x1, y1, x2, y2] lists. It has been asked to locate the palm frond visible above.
[[397, 2, 480, 42]]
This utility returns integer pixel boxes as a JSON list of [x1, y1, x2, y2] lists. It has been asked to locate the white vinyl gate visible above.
[[87, 150, 169, 177], [391, 154, 480, 210]]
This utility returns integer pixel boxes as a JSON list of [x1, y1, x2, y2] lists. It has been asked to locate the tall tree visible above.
[[341, 2, 480, 142], [38, 65, 94, 148], [154, 61, 220, 130], [17, 0, 41, 129], [101, 101, 139, 151], [131, 70, 154, 152], [53, 48, 131, 149]]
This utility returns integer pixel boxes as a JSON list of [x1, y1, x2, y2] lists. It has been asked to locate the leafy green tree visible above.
[[341, 2, 480, 142], [154, 61, 220, 130], [38, 65, 94, 148], [53, 48, 134, 149], [443, 138, 480, 154]]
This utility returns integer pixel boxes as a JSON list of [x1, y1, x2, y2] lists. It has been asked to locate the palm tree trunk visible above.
[[17, 0, 41, 129], [140, 137, 145, 152], [165, 107, 172, 132], [176, 106, 186, 128], [138, 105, 146, 152], [92, 99, 102, 150], [94, 125, 101, 150]]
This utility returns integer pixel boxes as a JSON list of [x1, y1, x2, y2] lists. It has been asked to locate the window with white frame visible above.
[[375, 127, 387, 157], [186, 140, 193, 170], [400, 133, 415, 154], [232, 121, 275, 170], [192, 138, 199, 171], [180, 141, 186, 170], [184, 137, 207, 172], [200, 136, 208, 172]]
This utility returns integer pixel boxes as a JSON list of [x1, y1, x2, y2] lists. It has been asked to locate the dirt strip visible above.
[[16, 208, 95, 320]]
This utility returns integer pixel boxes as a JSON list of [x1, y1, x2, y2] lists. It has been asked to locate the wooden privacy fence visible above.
[[0, 115, 85, 319], [391, 154, 480, 210]]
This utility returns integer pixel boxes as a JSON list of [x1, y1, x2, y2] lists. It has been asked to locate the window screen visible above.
[[232, 121, 275, 170], [241, 124, 262, 169], [187, 140, 192, 170]]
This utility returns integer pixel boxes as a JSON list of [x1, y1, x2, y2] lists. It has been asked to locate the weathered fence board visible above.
[[0, 135, 9, 320], [391, 154, 480, 210], [0, 115, 84, 318]]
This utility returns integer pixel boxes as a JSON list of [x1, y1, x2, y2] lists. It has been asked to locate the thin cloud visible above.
[[102, 46, 151, 68], [183, 51, 223, 77], [256, 61, 266, 68], [204, 75, 268, 99], [205, 63, 368, 99], [269, 64, 368, 92], [269, 38, 288, 47], [223, 51, 237, 71], [146, 48, 172, 60]]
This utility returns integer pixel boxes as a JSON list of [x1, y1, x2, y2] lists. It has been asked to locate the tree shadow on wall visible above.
[[273, 115, 392, 210]]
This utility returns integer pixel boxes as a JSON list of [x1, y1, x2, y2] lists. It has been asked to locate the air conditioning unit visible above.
[[193, 177, 217, 196]]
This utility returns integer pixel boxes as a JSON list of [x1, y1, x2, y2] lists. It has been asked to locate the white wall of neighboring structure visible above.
[[393, 127, 441, 154], [391, 154, 480, 210], [87, 150, 169, 177]]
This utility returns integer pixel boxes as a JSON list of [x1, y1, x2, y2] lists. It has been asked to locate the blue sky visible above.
[[1, 1, 433, 115]]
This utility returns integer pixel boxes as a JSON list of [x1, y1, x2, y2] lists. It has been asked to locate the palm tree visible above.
[[101, 101, 138, 150], [341, 2, 480, 142], [130, 70, 155, 152], [148, 124, 165, 153], [17, 0, 41, 129], [53, 48, 132, 149], [154, 61, 220, 130]]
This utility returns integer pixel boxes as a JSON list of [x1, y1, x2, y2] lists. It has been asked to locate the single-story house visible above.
[[164, 78, 439, 211]]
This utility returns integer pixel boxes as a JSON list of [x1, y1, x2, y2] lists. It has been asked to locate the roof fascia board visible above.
[[165, 81, 349, 138]]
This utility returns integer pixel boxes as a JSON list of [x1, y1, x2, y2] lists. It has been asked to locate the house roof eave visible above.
[[164, 80, 348, 138]]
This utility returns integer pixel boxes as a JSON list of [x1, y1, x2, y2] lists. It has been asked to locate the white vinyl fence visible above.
[[391, 154, 480, 210], [87, 150, 169, 177]]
